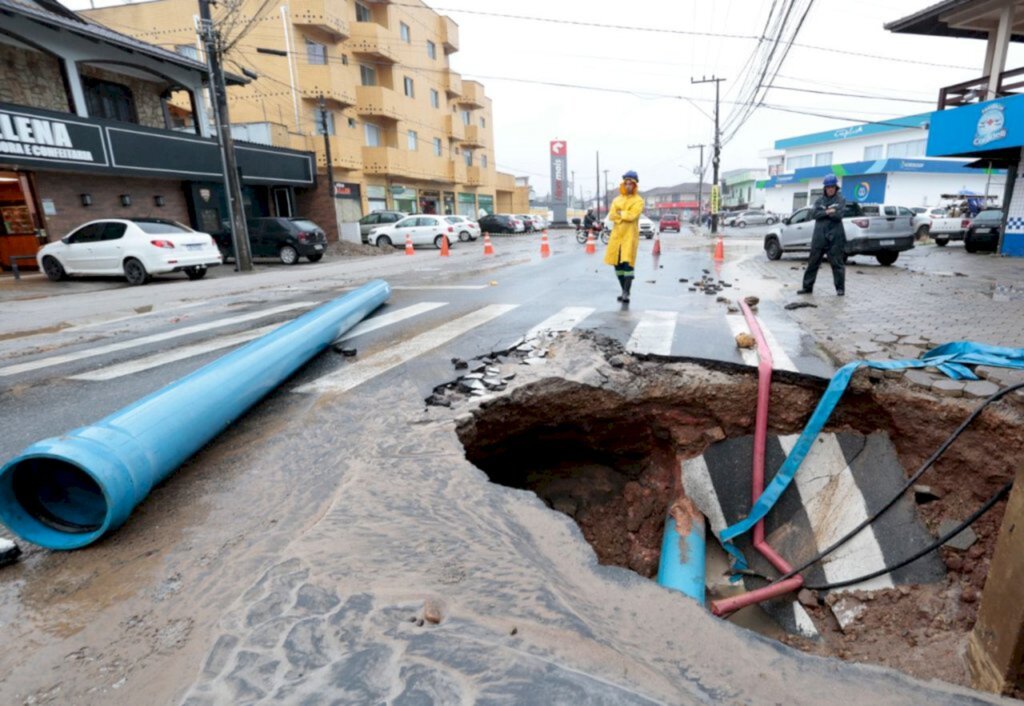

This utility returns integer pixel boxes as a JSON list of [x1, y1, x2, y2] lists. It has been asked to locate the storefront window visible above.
[[393, 185, 416, 214], [477, 195, 493, 215], [457, 192, 476, 217], [367, 184, 387, 212]]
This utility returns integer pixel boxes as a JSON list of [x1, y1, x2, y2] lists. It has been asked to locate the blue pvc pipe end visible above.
[[657, 513, 707, 605]]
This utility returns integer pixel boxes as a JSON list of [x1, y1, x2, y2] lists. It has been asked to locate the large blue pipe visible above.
[[0, 280, 390, 550], [657, 500, 706, 605]]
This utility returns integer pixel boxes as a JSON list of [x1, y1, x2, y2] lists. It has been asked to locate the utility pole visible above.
[[198, 0, 252, 271], [318, 95, 335, 195], [688, 143, 705, 226], [603, 170, 609, 214], [692, 75, 726, 235], [595, 151, 600, 215]]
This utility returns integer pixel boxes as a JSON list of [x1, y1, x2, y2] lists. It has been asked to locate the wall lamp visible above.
[[80, 193, 93, 207], [120, 194, 132, 207], [154, 195, 165, 207]]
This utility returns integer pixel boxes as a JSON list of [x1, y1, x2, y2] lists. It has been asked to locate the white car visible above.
[[501, 214, 525, 233], [38, 218, 222, 286], [445, 215, 480, 241], [603, 215, 656, 239], [368, 215, 457, 249]]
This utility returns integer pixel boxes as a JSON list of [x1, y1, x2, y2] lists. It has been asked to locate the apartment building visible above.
[[85, 0, 525, 237]]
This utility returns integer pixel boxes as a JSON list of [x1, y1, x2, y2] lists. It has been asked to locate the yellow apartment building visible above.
[[84, 0, 528, 234]]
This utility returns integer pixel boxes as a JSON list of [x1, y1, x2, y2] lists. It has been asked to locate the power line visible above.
[[767, 84, 934, 105], [790, 41, 976, 70], [760, 103, 930, 129]]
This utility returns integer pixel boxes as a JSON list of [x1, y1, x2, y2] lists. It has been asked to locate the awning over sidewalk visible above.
[[760, 157, 1004, 189]]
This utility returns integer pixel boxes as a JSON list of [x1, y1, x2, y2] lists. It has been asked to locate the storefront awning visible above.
[[760, 156, 1004, 189], [927, 94, 1024, 161]]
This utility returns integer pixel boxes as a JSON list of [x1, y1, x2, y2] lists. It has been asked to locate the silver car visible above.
[[732, 210, 777, 227]]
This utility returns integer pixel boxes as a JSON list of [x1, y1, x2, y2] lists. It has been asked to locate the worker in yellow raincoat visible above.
[[603, 170, 645, 303]]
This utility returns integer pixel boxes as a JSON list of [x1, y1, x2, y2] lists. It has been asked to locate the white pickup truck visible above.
[[916, 206, 971, 246], [763, 203, 915, 266]]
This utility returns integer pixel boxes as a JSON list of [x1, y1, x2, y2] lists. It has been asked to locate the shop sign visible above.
[[0, 107, 105, 166], [333, 182, 361, 200], [928, 94, 1024, 158], [710, 185, 720, 214]]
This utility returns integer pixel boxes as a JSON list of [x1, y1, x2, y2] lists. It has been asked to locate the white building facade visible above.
[[759, 113, 1005, 215]]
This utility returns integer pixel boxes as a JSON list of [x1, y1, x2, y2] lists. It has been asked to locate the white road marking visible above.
[[526, 306, 595, 338], [0, 302, 316, 377], [681, 455, 731, 536], [336, 302, 447, 342], [792, 604, 820, 639], [724, 313, 759, 367], [779, 434, 894, 591], [391, 285, 490, 290], [760, 323, 798, 373], [295, 304, 518, 395], [69, 300, 213, 331], [626, 310, 677, 355]]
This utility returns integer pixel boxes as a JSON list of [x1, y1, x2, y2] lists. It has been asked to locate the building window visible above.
[[480, 116, 486, 128], [786, 154, 813, 170], [360, 64, 377, 86], [430, 88, 439, 108], [864, 144, 884, 160], [364, 122, 382, 147], [348, 117, 357, 128], [314, 107, 335, 135], [355, 2, 371, 22], [814, 151, 832, 166], [433, 137, 442, 156], [403, 76, 414, 97], [427, 40, 436, 59], [306, 38, 327, 65], [463, 149, 472, 166], [400, 22, 411, 42], [407, 130, 417, 150], [83, 76, 137, 123], [481, 154, 488, 168], [461, 109, 471, 126], [887, 139, 927, 158], [175, 44, 199, 60]]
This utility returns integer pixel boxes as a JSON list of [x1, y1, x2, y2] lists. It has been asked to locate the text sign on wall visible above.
[[0, 107, 106, 167], [549, 140, 567, 222]]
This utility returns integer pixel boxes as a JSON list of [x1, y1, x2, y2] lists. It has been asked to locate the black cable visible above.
[[775, 380, 1024, 586], [804, 479, 1012, 591]]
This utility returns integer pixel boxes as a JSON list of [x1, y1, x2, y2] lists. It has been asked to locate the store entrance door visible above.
[[0, 171, 42, 270]]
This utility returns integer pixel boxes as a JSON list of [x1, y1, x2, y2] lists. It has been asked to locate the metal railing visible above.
[[938, 66, 1024, 109]]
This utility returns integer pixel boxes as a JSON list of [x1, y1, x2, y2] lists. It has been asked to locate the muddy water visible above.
[[0, 333, 1016, 704]]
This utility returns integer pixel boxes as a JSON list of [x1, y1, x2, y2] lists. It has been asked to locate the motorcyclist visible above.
[[583, 208, 597, 231], [798, 174, 847, 296]]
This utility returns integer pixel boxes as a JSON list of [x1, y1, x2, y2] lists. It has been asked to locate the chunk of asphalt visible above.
[[340, 348, 357, 357], [828, 595, 866, 633], [0, 538, 20, 568], [913, 484, 943, 503], [452, 358, 468, 370], [784, 301, 817, 310], [939, 519, 977, 551]]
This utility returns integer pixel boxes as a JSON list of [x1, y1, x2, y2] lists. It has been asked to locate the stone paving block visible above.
[[904, 369, 936, 388], [932, 379, 965, 397], [963, 380, 1000, 399]]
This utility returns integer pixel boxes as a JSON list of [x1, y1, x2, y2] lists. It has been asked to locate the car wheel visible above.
[[458, 230, 470, 242], [42, 255, 66, 282], [764, 237, 782, 261], [737, 221, 747, 228], [375, 235, 393, 248], [307, 254, 324, 262], [279, 245, 299, 265], [766, 218, 776, 225], [434, 234, 450, 249], [184, 266, 207, 280], [915, 225, 930, 239], [964, 237, 978, 254], [123, 257, 150, 286], [875, 251, 899, 266], [935, 237, 949, 247]]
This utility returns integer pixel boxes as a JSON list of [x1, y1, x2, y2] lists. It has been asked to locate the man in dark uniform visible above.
[[798, 174, 846, 296]]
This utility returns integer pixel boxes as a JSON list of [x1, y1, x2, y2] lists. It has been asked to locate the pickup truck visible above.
[[917, 206, 971, 246], [763, 202, 915, 266]]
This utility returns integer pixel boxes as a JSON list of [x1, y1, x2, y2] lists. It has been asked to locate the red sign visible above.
[[550, 140, 566, 156], [655, 201, 698, 209]]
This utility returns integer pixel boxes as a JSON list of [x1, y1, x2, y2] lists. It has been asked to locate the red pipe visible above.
[[710, 301, 803, 617]]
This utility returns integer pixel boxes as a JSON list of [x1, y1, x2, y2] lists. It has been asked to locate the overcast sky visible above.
[[68, 0, 1024, 197]]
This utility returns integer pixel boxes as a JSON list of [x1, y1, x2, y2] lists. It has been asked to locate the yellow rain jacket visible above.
[[603, 183, 645, 267]]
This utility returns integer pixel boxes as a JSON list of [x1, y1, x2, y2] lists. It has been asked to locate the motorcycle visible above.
[[575, 221, 605, 244]]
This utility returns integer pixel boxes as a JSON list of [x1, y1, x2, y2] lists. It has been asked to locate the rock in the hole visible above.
[[797, 588, 818, 608], [0, 538, 20, 568], [735, 333, 756, 349], [471, 362, 487, 374], [426, 393, 451, 408], [828, 595, 866, 633], [423, 597, 446, 624], [939, 519, 978, 551], [743, 296, 760, 307], [608, 354, 630, 369]]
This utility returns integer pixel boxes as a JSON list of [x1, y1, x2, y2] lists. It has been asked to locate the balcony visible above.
[[290, 0, 349, 40], [465, 165, 483, 186], [355, 85, 403, 122], [458, 80, 484, 108], [349, 22, 399, 64], [443, 69, 462, 98], [462, 124, 485, 147], [448, 160, 467, 183], [445, 114, 464, 141], [406, 152, 452, 181], [440, 16, 459, 54], [299, 64, 355, 107], [938, 66, 1024, 109], [362, 146, 409, 177], [496, 171, 515, 191]]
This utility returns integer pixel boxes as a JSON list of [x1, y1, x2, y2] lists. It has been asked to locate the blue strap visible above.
[[719, 342, 1024, 567]]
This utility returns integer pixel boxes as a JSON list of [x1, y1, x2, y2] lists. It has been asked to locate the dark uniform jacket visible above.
[[811, 192, 847, 244]]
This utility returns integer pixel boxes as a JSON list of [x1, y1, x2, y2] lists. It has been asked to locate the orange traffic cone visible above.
[[585, 232, 596, 254], [652, 231, 662, 256], [713, 235, 725, 262], [440, 233, 450, 257], [405, 233, 414, 255], [483, 232, 494, 256], [540, 230, 551, 258]]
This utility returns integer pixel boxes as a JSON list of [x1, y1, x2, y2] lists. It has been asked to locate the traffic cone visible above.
[[585, 232, 596, 254], [440, 233, 450, 257], [652, 231, 662, 256], [483, 233, 494, 256], [540, 230, 551, 258], [713, 235, 725, 262], [405, 233, 414, 255]]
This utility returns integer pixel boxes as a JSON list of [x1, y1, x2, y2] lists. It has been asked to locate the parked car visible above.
[[477, 214, 519, 234], [660, 213, 682, 232], [731, 210, 777, 227], [964, 208, 1003, 253], [530, 214, 547, 230], [763, 202, 915, 266], [516, 214, 538, 232], [216, 217, 326, 264], [367, 215, 456, 249], [358, 210, 407, 243], [445, 215, 480, 241], [501, 214, 526, 233], [602, 215, 656, 239], [920, 205, 970, 246], [721, 210, 742, 226], [38, 218, 222, 286]]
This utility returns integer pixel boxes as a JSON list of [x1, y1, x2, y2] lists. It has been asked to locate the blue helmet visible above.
[[622, 170, 639, 182], [823, 174, 839, 187]]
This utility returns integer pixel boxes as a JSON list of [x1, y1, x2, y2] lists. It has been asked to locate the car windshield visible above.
[[290, 219, 320, 230], [977, 209, 1002, 219], [133, 220, 193, 234]]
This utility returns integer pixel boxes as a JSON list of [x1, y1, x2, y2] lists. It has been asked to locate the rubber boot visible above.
[[622, 276, 633, 303]]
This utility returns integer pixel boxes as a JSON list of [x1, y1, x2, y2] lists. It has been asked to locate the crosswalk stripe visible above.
[[724, 313, 759, 367], [760, 323, 798, 373], [779, 434, 894, 591], [337, 302, 447, 342], [0, 302, 317, 378], [295, 304, 518, 395], [526, 306, 595, 338], [626, 310, 676, 355]]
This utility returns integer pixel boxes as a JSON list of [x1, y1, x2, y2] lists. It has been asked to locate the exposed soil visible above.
[[325, 240, 394, 257], [452, 332, 1024, 692]]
